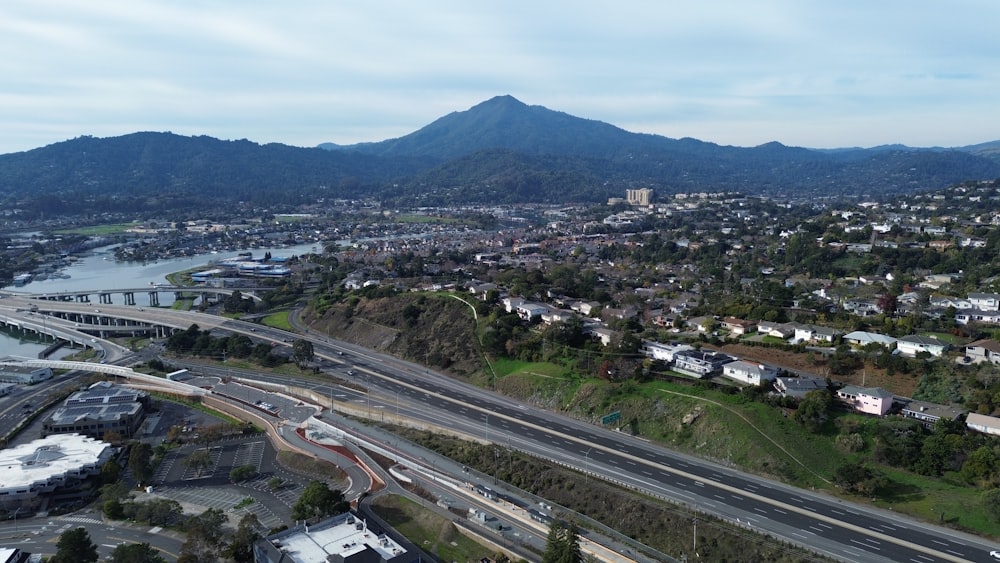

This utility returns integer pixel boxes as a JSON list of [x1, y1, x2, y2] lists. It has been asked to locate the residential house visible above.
[[955, 308, 1000, 326], [541, 309, 576, 325], [966, 339, 1000, 364], [515, 302, 548, 321], [721, 317, 756, 336], [585, 326, 616, 347], [793, 324, 841, 344], [899, 399, 967, 429], [501, 296, 525, 314], [757, 321, 795, 339], [966, 413, 1000, 437], [672, 350, 737, 379], [640, 341, 693, 363], [468, 282, 497, 300], [896, 335, 949, 357], [722, 360, 778, 386], [969, 292, 1000, 311], [836, 385, 893, 416], [843, 331, 898, 349], [571, 301, 601, 316], [843, 299, 881, 316], [929, 295, 972, 309], [775, 376, 828, 399]]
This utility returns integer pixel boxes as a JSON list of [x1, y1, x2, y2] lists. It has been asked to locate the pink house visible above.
[[836, 385, 893, 416]]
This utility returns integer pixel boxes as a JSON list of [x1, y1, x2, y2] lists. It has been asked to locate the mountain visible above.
[[0, 97, 998, 216]]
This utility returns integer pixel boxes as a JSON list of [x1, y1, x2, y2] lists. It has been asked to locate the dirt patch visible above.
[[716, 343, 921, 397]]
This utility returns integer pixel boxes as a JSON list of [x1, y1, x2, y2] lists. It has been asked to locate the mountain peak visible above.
[[474, 94, 527, 109]]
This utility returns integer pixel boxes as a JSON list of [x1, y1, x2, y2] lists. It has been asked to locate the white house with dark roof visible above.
[[775, 376, 828, 399], [673, 350, 737, 378], [900, 399, 967, 428], [792, 324, 842, 344], [896, 335, 949, 357], [955, 308, 1000, 326], [969, 292, 1000, 311], [756, 321, 795, 339], [641, 341, 693, 363]]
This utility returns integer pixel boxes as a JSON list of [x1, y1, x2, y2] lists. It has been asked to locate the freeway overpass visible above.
[[2, 294, 998, 561], [2, 285, 264, 307], [0, 359, 208, 397]]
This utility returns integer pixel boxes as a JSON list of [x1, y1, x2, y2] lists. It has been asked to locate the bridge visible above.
[[2, 285, 265, 307], [0, 358, 208, 397]]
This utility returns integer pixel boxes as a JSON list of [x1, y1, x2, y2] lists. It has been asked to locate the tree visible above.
[[291, 480, 349, 522], [109, 542, 167, 563], [51, 527, 99, 563], [184, 449, 213, 476], [542, 520, 582, 563], [227, 513, 262, 563], [128, 442, 153, 485], [180, 508, 227, 562], [101, 459, 122, 484], [292, 338, 315, 366], [834, 461, 888, 497], [877, 292, 898, 315], [230, 464, 258, 482], [794, 389, 833, 433]]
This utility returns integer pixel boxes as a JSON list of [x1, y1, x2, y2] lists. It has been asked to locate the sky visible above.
[[1, 1, 998, 155]]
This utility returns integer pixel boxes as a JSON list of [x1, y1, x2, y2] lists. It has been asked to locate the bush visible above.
[[230, 464, 258, 482]]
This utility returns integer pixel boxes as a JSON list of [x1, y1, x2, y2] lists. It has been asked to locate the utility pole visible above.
[[693, 517, 697, 556]]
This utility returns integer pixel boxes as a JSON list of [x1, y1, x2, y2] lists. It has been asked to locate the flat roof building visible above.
[[42, 382, 148, 439], [0, 434, 113, 505], [0, 364, 52, 385], [254, 512, 417, 563]]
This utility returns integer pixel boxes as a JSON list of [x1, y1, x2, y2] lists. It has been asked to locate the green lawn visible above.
[[262, 311, 293, 331], [491, 358, 566, 378], [370, 495, 494, 561]]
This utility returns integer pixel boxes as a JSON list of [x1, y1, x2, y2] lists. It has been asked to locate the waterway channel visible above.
[[0, 242, 322, 357]]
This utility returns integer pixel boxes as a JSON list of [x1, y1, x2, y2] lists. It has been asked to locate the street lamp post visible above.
[[12, 506, 22, 534], [584, 447, 592, 482]]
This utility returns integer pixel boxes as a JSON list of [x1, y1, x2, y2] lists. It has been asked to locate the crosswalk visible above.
[[57, 515, 104, 525]]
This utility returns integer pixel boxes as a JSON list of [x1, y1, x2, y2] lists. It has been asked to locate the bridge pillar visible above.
[[148, 292, 159, 307], [124, 292, 135, 306], [99, 293, 112, 304]]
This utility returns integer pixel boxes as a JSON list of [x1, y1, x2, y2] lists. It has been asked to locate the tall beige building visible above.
[[626, 188, 654, 206]]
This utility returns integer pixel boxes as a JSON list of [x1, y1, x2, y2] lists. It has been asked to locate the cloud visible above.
[[0, 1, 997, 153]]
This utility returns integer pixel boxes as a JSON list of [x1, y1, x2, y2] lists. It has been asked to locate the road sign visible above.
[[600, 410, 621, 425]]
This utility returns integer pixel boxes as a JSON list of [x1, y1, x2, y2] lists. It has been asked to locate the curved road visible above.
[[3, 297, 998, 562]]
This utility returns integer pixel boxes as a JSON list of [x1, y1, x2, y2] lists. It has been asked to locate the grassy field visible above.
[[262, 311, 293, 331], [370, 495, 495, 561], [489, 366, 1000, 536]]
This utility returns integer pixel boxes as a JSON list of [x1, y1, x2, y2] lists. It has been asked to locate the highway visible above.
[[2, 296, 998, 562]]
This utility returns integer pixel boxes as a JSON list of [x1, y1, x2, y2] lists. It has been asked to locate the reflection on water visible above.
[[0, 326, 76, 360], [1, 241, 320, 355]]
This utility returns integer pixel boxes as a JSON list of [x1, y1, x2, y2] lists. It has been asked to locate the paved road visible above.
[[0, 513, 184, 561], [6, 297, 1000, 562]]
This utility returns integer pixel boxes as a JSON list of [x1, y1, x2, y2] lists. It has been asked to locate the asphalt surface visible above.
[[3, 298, 999, 562]]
